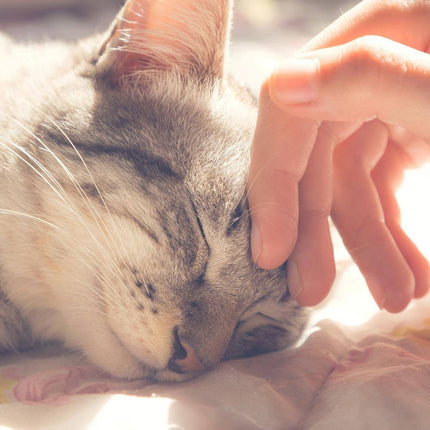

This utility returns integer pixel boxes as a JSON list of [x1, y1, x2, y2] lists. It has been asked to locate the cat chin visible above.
[[30, 308, 201, 381], [92, 353, 201, 382], [82, 337, 200, 382], [154, 368, 203, 383], [77, 326, 202, 381], [71, 321, 166, 381], [90, 346, 146, 380]]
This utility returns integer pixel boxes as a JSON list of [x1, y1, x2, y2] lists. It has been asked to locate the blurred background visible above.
[[0, 0, 358, 94], [0, 0, 356, 40]]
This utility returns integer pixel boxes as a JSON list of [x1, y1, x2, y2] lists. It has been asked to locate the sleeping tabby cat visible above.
[[0, 0, 307, 381]]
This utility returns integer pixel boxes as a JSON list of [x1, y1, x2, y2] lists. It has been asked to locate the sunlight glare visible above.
[[397, 163, 430, 261], [89, 395, 174, 430], [313, 162, 430, 328]]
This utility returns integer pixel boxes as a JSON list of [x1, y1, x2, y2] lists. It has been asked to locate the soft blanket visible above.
[[2, 299, 430, 430]]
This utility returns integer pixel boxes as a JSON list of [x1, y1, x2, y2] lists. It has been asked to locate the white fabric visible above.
[[2, 300, 430, 429]]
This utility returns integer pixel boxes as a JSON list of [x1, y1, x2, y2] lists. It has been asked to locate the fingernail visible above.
[[375, 291, 386, 311], [378, 296, 386, 311], [270, 58, 320, 105], [367, 275, 386, 310], [251, 222, 263, 265], [288, 259, 303, 300]]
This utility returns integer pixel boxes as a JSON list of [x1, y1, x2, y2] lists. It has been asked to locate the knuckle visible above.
[[345, 36, 398, 101], [301, 207, 331, 220], [317, 122, 344, 145], [272, 167, 302, 187], [333, 138, 366, 171], [348, 218, 387, 252], [348, 35, 387, 71]]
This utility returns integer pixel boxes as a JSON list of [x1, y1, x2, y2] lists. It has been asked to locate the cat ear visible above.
[[98, 0, 232, 84]]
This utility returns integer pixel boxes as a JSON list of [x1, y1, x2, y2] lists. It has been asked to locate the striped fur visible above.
[[0, 0, 307, 381]]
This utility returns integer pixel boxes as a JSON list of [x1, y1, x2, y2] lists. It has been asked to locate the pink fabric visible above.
[[2, 302, 430, 429]]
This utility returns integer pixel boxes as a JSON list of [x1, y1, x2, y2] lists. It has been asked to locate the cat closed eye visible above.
[[226, 202, 246, 236]]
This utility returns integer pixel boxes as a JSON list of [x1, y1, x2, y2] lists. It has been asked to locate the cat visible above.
[[0, 0, 307, 381]]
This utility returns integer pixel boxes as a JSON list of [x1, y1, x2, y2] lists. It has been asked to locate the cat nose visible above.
[[167, 327, 205, 374]]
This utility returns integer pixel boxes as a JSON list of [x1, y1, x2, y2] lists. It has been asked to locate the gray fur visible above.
[[0, 290, 33, 352], [0, 0, 307, 381]]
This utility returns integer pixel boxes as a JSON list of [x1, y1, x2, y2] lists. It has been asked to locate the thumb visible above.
[[269, 35, 430, 139]]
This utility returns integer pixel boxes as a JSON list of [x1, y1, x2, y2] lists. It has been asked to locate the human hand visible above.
[[248, 0, 430, 312]]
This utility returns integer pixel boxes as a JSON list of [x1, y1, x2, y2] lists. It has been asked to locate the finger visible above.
[[387, 125, 430, 168], [372, 142, 430, 298], [288, 121, 361, 305], [247, 80, 319, 270], [287, 122, 336, 305], [303, 0, 430, 53], [269, 36, 430, 139], [332, 121, 415, 312]]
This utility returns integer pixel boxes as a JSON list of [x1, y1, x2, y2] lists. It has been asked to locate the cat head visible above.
[[30, 0, 307, 380]]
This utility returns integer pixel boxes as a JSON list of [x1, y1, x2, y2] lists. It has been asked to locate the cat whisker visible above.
[[0, 209, 61, 232], [0, 117, 130, 292], [0, 138, 76, 215], [225, 202, 278, 233], [243, 157, 275, 204], [6, 242, 105, 284], [0, 207, 126, 302], [20, 102, 134, 273], [0, 141, 116, 279], [3, 115, 120, 264], [3, 258, 120, 314]]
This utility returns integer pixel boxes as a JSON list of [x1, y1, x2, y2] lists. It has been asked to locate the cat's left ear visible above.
[[98, 0, 232, 84]]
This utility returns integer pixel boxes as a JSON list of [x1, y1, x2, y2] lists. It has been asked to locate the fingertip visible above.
[[250, 222, 261, 259], [382, 296, 412, 314], [258, 76, 271, 99], [415, 282, 430, 299], [368, 270, 415, 313], [292, 262, 335, 307], [413, 259, 430, 299], [252, 237, 295, 271], [286, 259, 303, 300], [382, 223, 430, 301], [269, 58, 320, 106], [250, 217, 296, 270], [288, 244, 336, 307], [253, 252, 291, 272]]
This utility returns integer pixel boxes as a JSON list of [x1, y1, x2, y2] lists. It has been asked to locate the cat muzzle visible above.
[[167, 326, 205, 374]]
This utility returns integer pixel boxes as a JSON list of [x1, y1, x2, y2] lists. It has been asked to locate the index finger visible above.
[[302, 0, 430, 53], [248, 80, 319, 270]]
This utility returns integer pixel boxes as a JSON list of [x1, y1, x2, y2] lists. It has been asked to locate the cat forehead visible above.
[[97, 75, 257, 143], [50, 71, 256, 190], [54, 71, 256, 157]]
